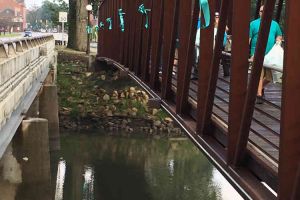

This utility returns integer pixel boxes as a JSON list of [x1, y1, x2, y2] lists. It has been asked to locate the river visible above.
[[0, 130, 243, 200]]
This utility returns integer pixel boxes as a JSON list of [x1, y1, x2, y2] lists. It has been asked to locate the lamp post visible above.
[[86, 4, 92, 55]]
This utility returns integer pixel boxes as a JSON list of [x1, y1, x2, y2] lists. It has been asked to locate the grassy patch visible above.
[[0, 33, 21, 38]]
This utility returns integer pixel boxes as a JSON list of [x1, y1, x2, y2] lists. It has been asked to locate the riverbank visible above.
[[57, 49, 184, 137]]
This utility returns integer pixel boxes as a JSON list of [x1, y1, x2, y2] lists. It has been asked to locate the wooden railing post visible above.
[[175, 0, 199, 114], [149, 0, 164, 90], [161, 0, 179, 99], [196, 0, 215, 134], [278, 0, 300, 198], [233, 0, 277, 165], [227, 0, 250, 164], [197, 0, 230, 135]]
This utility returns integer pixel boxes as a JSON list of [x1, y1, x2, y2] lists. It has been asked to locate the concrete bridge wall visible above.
[[0, 35, 57, 157]]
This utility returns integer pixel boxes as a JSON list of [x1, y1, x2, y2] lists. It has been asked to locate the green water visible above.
[[0, 131, 243, 200]]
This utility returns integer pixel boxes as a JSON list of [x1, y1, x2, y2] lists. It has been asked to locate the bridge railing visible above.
[[97, 0, 300, 199], [0, 35, 55, 131]]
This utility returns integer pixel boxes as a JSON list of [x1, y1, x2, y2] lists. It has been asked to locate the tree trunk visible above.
[[67, 0, 88, 51]]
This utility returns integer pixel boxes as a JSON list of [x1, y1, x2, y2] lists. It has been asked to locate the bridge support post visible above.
[[0, 144, 22, 199], [39, 85, 60, 151], [20, 118, 52, 200]]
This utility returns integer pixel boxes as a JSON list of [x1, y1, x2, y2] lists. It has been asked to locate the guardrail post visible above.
[[16, 41, 24, 53], [0, 43, 8, 58], [7, 42, 16, 56], [21, 40, 29, 50]]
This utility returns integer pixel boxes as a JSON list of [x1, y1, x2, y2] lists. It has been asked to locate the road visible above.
[[0, 32, 68, 43]]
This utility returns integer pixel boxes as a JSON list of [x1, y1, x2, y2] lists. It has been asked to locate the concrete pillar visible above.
[[0, 144, 22, 200], [17, 118, 52, 200], [39, 85, 60, 151]]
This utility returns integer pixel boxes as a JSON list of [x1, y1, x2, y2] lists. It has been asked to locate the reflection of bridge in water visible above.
[[97, 0, 300, 199]]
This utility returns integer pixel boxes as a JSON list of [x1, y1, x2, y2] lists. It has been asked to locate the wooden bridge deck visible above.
[[170, 64, 282, 164]]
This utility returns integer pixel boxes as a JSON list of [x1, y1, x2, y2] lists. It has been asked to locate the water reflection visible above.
[[0, 132, 243, 200], [55, 160, 66, 200], [57, 133, 242, 200]]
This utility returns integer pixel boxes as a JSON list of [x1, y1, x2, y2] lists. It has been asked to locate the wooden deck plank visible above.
[[169, 64, 282, 163]]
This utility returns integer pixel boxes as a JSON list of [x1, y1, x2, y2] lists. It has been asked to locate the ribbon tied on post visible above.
[[99, 22, 104, 29], [118, 9, 125, 32], [86, 25, 92, 34], [106, 18, 112, 30], [199, 0, 210, 29], [138, 4, 151, 29]]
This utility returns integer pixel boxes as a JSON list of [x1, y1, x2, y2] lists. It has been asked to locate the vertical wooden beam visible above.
[[227, 0, 250, 164], [196, 0, 215, 133], [140, 0, 153, 82], [291, 164, 300, 200], [255, 0, 262, 19], [197, 0, 230, 134], [233, 0, 277, 165], [175, 0, 199, 114], [133, 0, 144, 76], [215, 0, 221, 12], [161, 0, 179, 99], [129, 1, 136, 68], [122, 0, 130, 65], [278, 0, 300, 198], [275, 0, 284, 22], [149, 0, 164, 90], [128, 0, 137, 70]]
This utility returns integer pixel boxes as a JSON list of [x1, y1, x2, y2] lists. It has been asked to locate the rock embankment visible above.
[[57, 50, 184, 137]]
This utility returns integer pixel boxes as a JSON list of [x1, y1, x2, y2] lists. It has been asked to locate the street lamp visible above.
[[86, 4, 93, 55]]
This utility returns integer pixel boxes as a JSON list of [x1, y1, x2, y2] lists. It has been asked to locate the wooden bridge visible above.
[[96, 0, 300, 199]]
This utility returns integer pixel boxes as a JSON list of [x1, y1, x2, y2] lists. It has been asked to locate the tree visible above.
[[67, 0, 103, 51], [67, 0, 89, 51], [26, 0, 68, 31]]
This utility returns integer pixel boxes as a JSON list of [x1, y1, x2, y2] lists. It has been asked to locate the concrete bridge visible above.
[[0, 35, 58, 158]]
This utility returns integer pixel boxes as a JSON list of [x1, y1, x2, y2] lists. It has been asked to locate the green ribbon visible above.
[[118, 9, 125, 32], [199, 0, 210, 29], [86, 25, 92, 34], [95, 25, 99, 31], [106, 18, 112, 30], [138, 4, 151, 29], [99, 22, 104, 29]]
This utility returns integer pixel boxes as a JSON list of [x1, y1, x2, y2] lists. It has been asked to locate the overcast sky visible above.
[[25, 0, 68, 9]]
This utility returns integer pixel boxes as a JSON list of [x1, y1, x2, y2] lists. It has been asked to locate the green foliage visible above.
[[154, 109, 169, 121], [26, 0, 69, 31]]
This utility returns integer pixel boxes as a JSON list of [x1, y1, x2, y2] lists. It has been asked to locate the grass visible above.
[[0, 33, 21, 38]]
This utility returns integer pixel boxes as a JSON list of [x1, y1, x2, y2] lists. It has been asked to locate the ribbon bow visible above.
[[118, 9, 125, 32], [86, 25, 92, 34], [138, 4, 151, 29], [106, 18, 112, 30], [199, 0, 210, 29], [99, 22, 104, 29]]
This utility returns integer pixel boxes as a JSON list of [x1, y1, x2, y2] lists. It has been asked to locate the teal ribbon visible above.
[[95, 25, 99, 31], [99, 22, 104, 29], [199, 0, 210, 29], [106, 18, 112, 30], [118, 9, 125, 32], [86, 25, 92, 34], [138, 4, 151, 29]]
